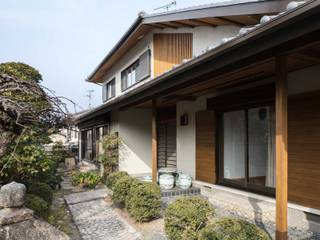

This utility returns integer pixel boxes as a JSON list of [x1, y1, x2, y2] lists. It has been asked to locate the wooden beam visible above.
[[275, 55, 288, 240], [171, 21, 194, 28], [215, 17, 245, 27], [157, 22, 178, 29], [146, 23, 164, 29], [152, 99, 158, 183], [189, 19, 217, 27], [294, 52, 320, 63]]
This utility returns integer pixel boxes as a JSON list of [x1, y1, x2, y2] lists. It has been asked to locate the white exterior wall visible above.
[[102, 32, 154, 99], [176, 96, 207, 178], [111, 108, 152, 175]]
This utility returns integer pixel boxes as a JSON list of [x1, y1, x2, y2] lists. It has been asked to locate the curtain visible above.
[[223, 111, 246, 180]]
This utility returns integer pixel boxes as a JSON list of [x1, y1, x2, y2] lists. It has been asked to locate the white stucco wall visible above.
[[176, 96, 207, 178], [101, 32, 153, 97], [114, 108, 152, 175]]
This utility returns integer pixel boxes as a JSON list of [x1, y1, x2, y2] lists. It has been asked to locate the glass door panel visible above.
[[248, 107, 275, 188], [220, 105, 275, 193], [223, 110, 246, 184]]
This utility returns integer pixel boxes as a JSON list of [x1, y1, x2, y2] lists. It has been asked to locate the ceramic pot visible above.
[[159, 174, 174, 190], [177, 173, 192, 189]]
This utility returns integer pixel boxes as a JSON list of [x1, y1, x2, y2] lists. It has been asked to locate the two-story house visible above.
[[76, 0, 320, 239]]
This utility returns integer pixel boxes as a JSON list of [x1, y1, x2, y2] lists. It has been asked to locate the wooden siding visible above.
[[157, 122, 177, 168], [153, 33, 193, 77], [196, 110, 216, 183], [288, 91, 320, 210]]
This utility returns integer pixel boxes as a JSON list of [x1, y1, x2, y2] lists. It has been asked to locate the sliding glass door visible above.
[[220, 105, 275, 193]]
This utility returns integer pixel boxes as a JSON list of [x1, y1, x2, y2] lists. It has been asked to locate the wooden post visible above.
[[152, 100, 158, 183], [275, 55, 288, 240]]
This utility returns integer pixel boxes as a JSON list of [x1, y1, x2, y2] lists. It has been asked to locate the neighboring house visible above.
[[47, 112, 84, 152], [76, 0, 320, 238], [49, 127, 79, 147]]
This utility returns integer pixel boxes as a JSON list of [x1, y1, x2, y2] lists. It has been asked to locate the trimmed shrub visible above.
[[127, 182, 161, 222], [27, 182, 53, 204], [71, 172, 101, 189], [164, 196, 214, 240], [198, 218, 271, 240], [26, 194, 49, 219], [105, 171, 129, 189], [112, 176, 138, 204]]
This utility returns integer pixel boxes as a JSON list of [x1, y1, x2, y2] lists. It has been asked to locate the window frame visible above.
[[121, 49, 151, 92], [217, 101, 276, 197], [121, 60, 139, 91], [104, 78, 115, 101]]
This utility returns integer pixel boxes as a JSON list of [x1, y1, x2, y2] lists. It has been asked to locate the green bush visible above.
[[198, 218, 270, 240], [71, 172, 101, 189], [165, 196, 214, 240], [27, 182, 53, 204], [126, 182, 161, 222], [26, 194, 49, 219], [105, 171, 129, 189], [112, 176, 138, 204]]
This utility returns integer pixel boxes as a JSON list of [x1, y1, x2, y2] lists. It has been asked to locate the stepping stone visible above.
[[64, 189, 108, 205]]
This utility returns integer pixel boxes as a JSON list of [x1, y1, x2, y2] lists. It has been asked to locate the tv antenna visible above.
[[154, 1, 177, 12], [85, 90, 94, 109]]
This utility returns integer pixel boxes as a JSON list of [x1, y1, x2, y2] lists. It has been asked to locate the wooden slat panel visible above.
[[288, 91, 320, 210], [157, 121, 177, 169], [154, 33, 193, 77], [196, 111, 216, 183]]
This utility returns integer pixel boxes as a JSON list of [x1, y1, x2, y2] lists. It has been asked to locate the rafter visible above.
[[188, 19, 217, 27], [215, 17, 245, 27], [170, 21, 194, 28]]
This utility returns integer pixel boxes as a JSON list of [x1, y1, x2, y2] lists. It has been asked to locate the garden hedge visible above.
[[198, 218, 271, 240], [164, 196, 214, 240], [105, 171, 129, 189], [112, 175, 138, 204], [126, 182, 161, 222]]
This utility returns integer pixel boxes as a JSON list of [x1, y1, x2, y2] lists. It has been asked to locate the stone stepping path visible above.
[[65, 189, 142, 240]]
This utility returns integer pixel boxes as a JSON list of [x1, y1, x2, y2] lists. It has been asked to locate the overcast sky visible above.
[[1, 0, 225, 112]]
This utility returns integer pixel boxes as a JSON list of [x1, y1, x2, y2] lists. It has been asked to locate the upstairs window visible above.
[[102, 78, 115, 102], [121, 49, 150, 91]]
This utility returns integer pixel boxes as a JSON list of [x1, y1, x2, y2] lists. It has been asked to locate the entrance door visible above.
[[157, 120, 177, 168], [220, 105, 275, 194]]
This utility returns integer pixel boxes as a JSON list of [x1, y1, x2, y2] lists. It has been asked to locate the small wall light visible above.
[[180, 113, 189, 126]]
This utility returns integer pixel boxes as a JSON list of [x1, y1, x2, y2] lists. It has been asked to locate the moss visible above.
[[48, 206, 72, 235]]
